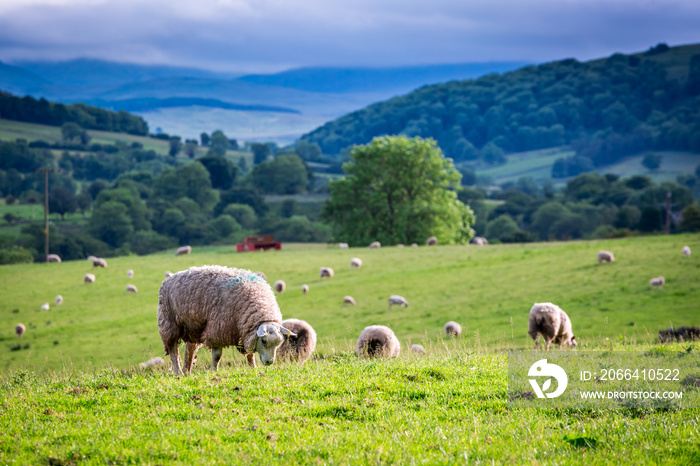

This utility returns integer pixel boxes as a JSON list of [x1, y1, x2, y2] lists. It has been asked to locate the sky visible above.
[[0, 0, 699, 73]]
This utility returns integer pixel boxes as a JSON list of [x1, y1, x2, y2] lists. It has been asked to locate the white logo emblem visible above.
[[528, 359, 568, 398]]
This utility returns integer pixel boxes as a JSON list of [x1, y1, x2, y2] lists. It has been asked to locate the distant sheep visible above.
[[274, 280, 286, 294], [368, 241, 381, 249], [397, 244, 404, 248], [339, 243, 349, 249], [40, 303, 49, 311], [350, 258, 362, 269], [444, 321, 462, 336], [164, 271, 173, 279], [388, 295, 409, 309], [343, 296, 357, 305], [15, 324, 26, 338], [410, 243, 418, 248], [426, 236, 438, 246], [658, 326, 700, 343], [127, 269, 134, 279], [277, 318, 317, 363], [649, 276, 665, 289], [138, 357, 165, 369], [47, 254, 62, 263], [472, 237, 488, 246], [87, 255, 97, 262], [528, 302, 577, 351], [55, 295, 63, 305], [126, 284, 139, 293], [357, 325, 400, 358], [683, 246, 691, 257], [176, 245, 192, 256], [302, 284, 309, 295], [597, 251, 615, 264], [92, 257, 108, 268], [84, 273, 95, 283], [157, 265, 295, 375], [319, 267, 334, 278], [411, 344, 426, 355], [254, 271, 267, 280]]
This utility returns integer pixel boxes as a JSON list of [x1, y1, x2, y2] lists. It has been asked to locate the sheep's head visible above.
[[256, 323, 296, 365], [569, 336, 578, 347]]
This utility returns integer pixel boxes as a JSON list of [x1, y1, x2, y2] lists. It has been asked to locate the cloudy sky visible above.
[[1, 0, 699, 72]]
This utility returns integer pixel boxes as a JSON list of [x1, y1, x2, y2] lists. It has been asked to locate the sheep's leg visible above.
[[211, 347, 223, 371], [246, 353, 256, 367], [166, 344, 182, 376], [183, 342, 202, 373], [544, 339, 553, 351]]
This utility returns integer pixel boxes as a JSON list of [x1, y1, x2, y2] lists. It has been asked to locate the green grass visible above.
[[597, 151, 700, 184], [473, 148, 573, 183]]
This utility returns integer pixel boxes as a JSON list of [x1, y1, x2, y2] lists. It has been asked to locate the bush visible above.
[[129, 231, 175, 255], [222, 204, 257, 229], [0, 246, 34, 265]]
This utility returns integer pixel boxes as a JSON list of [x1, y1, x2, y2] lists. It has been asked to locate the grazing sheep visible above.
[[528, 302, 577, 351], [84, 273, 95, 283], [597, 251, 615, 264], [164, 271, 173, 279], [444, 321, 462, 336], [397, 244, 404, 248], [92, 257, 108, 268], [277, 318, 317, 363], [47, 254, 62, 263], [254, 271, 267, 280], [274, 280, 286, 294], [176, 245, 192, 256], [343, 296, 357, 305], [411, 344, 427, 355], [55, 295, 63, 305], [472, 236, 488, 246], [40, 303, 49, 311], [138, 357, 165, 369], [410, 243, 418, 248], [368, 241, 381, 249], [658, 326, 700, 343], [426, 236, 438, 246], [319, 267, 334, 278], [302, 284, 309, 295], [649, 276, 665, 289], [683, 246, 691, 257], [339, 243, 349, 249], [127, 269, 134, 278], [350, 258, 362, 269], [87, 255, 97, 262], [126, 284, 138, 293], [356, 325, 400, 358], [157, 265, 295, 376], [15, 324, 26, 338], [388, 295, 409, 309]]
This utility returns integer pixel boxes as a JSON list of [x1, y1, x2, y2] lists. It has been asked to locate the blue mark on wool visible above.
[[225, 277, 243, 288]]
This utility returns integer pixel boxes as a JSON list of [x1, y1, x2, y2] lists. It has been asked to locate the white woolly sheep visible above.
[[682, 246, 691, 257], [92, 257, 108, 268], [343, 296, 357, 305], [410, 243, 418, 248], [597, 250, 615, 264], [47, 254, 62, 263], [126, 284, 139, 293], [274, 280, 286, 294], [397, 244, 404, 248], [176, 245, 192, 256], [528, 302, 577, 351], [368, 241, 381, 249], [127, 269, 134, 278], [319, 267, 334, 278], [164, 271, 173, 279], [302, 284, 309, 295], [15, 324, 26, 338], [40, 303, 49, 311], [55, 295, 63, 305], [255, 271, 267, 280], [277, 318, 317, 363], [472, 236, 488, 246], [650, 276, 665, 289], [356, 325, 400, 358], [138, 357, 165, 369], [444, 321, 462, 336], [84, 273, 95, 283], [157, 265, 295, 376], [426, 236, 438, 246], [388, 295, 409, 309], [350, 258, 362, 269], [339, 243, 349, 249], [411, 344, 427, 355], [87, 255, 97, 262]]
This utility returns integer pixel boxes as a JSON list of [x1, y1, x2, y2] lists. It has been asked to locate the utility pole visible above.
[[37, 166, 56, 262], [665, 191, 672, 235]]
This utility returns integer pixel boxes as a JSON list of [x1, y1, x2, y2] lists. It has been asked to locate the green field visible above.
[[472, 148, 573, 183]]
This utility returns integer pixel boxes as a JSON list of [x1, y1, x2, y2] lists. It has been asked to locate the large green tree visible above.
[[251, 154, 308, 194], [322, 136, 474, 246]]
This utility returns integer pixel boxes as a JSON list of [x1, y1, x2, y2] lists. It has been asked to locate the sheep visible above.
[[254, 271, 267, 280], [55, 295, 63, 305], [40, 303, 49, 311], [528, 302, 577, 351], [302, 284, 309, 295], [356, 325, 400, 358], [410, 243, 418, 248], [277, 318, 317, 363], [176, 245, 192, 256], [164, 271, 173, 279], [597, 250, 615, 264], [444, 321, 462, 336], [650, 276, 665, 289], [683, 246, 691, 257], [368, 241, 381, 249], [411, 344, 427, 355], [319, 267, 334, 278], [87, 255, 98, 262], [472, 236, 488, 246], [127, 269, 134, 279], [15, 324, 26, 338], [157, 265, 296, 376], [388, 295, 409, 309], [350, 258, 362, 269], [658, 326, 700, 343], [397, 244, 404, 248], [126, 284, 139, 293], [138, 357, 165, 369], [426, 236, 438, 246], [343, 296, 357, 305], [84, 273, 95, 283], [339, 243, 349, 249], [47, 254, 62, 263], [274, 280, 286, 294], [92, 257, 108, 268]]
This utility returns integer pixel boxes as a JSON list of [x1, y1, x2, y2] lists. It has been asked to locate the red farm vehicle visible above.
[[236, 235, 281, 252]]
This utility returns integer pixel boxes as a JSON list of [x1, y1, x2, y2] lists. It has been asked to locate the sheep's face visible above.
[[569, 336, 578, 347], [256, 323, 296, 365]]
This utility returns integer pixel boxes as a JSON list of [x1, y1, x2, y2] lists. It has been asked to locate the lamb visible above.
[[176, 245, 192, 256], [126, 284, 139, 293], [528, 302, 577, 350], [350, 258, 362, 269], [274, 280, 286, 294], [164, 271, 173, 279], [127, 269, 134, 279], [472, 236, 488, 246], [55, 295, 63, 305], [388, 295, 409, 309], [649, 276, 665, 289], [444, 321, 462, 336], [658, 326, 700, 343], [40, 303, 49, 311], [15, 324, 26, 338], [302, 284, 309, 295], [683, 246, 691, 257], [319, 267, 334, 278], [368, 241, 381, 249], [84, 273, 95, 283], [597, 250, 615, 264], [411, 344, 427, 355], [339, 243, 349, 249], [277, 318, 317, 363], [343, 296, 357, 305], [92, 257, 108, 268], [157, 265, 295, 376], [47, 254, 62, 263], [356, 325, 400, 358], [426, 236, 438, 246], [138, 357, 165, 369]]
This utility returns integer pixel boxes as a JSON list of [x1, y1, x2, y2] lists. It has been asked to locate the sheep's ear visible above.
[[257, 326, 267, 337], [279, 326, 297, 338]]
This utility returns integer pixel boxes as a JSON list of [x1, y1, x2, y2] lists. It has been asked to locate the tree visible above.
[[251, 143, 271, 165], [680, 204, 700, 232], [61, 122, 83, 142], [200, 132, 210, 147], [197, 155, 237, 190], [169, 136, 182, 157], [48, 187, 78, 219], [251, 155, 308, 195], [88, 201, 134, 247], [642, 153, 663, 171], [322, 136, 474, 246], [208, 130, 228, 156], [152, 163, 218, 210], [221, 204, 257, 229]]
